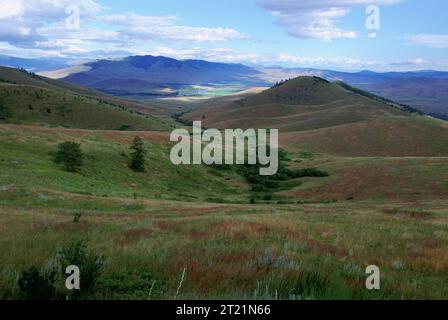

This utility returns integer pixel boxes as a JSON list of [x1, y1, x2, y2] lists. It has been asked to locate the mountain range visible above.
[[1, 54, 448, 118]]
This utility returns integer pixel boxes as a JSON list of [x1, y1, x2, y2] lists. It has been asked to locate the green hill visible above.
[[0, 125, 247, 202], [0, 67, 174, 130], [185, 77, 408, 131], [281, 116, 448, 156], [185, 76, 448, 156]]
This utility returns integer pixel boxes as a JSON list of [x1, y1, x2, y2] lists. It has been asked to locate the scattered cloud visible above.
[[148, 46, 379, 70], [101, 13, 247, 42], [149, 47, 259, 63], [256, 0, 402, 40], [0, 0, 444, 71], [402, 34, 448, 49], [0, 0, 102, 48], [390, 58, 428, 67], [0, 0, 247, 56]]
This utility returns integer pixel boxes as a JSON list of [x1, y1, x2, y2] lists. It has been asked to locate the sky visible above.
[[0, 0, 447, 71]]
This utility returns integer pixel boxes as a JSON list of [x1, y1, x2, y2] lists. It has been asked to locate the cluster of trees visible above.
[[272, 79, 290, 88], [17, 67, 41, 80], [172, 111, 193, 126], [54, 136, 147, 173], [236, 162, 329, 193], [210, 148, 329, 197]]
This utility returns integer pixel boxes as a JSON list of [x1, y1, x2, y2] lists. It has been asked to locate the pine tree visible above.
[[54, 141, 83, 172], [129, 136, 146, 172]]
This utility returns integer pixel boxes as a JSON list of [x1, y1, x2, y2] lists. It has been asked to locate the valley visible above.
[[0, 64, 447, 300]]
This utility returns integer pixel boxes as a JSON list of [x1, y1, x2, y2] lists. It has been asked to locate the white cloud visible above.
[[402, 34, 448, 49], [0, 0, 24, 19], [101, 13, 247, 42], [390, 58, 428, 67], [147, 46, 379, 70], [275, 53, 377, 67], [150, 47, 260, 63], [256, 0, 402, 40], [0, 0, 102, 48], [0, 1, 247, 57]]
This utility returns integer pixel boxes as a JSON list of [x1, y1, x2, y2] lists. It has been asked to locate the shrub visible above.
[[54, 141, 83, 172], [73, 212, 83, 223], [58, 240, 104, 299], [119, 124, 132, 131], [17, 266, 57, 300], [0, 103, 13, 120]]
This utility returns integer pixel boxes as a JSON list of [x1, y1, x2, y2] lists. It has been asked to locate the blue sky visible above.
[[0, 0, 447, 71]]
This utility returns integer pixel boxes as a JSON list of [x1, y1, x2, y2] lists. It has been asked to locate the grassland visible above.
[[280, 116, 448, 156], [1, 185, 447, 299], [0, 124, 447, 299], [1, 67, 175, 117], [0, 84, 176, 131], [0, 67, 176, 125], [185, 77, 407, 132], [0, 73, 447, 300]]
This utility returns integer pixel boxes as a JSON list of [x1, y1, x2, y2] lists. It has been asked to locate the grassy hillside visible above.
[[365, 77, 448, 115], [0, 66, 172, 117], [185, 77, 408, 132], [0, 124, 447, 299], [281, 116, 448, 156], [0, 125, 247, 202], [282, 155, 448, 201], [0, 67, 174, 131]]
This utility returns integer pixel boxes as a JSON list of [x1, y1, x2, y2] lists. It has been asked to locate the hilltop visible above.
[[185, 76, 410, 131], [185, 76, 448, 156]]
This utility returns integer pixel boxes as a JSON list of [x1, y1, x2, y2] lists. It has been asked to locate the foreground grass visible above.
[[0, 195, 447, 299]]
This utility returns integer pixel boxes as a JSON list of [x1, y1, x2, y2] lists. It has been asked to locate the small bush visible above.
[[119, 124, 132, 131], [73, 212, 83, 223], [0, 103, 13, 120], [17, 266, 57, 300], [58, 240, 104, 299]]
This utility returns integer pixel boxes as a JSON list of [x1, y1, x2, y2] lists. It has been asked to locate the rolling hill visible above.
[[185, 76, 409, 131], [185, 76, 448, 156], [0, 67, 174, 130], [259, 68, 448, 118]]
